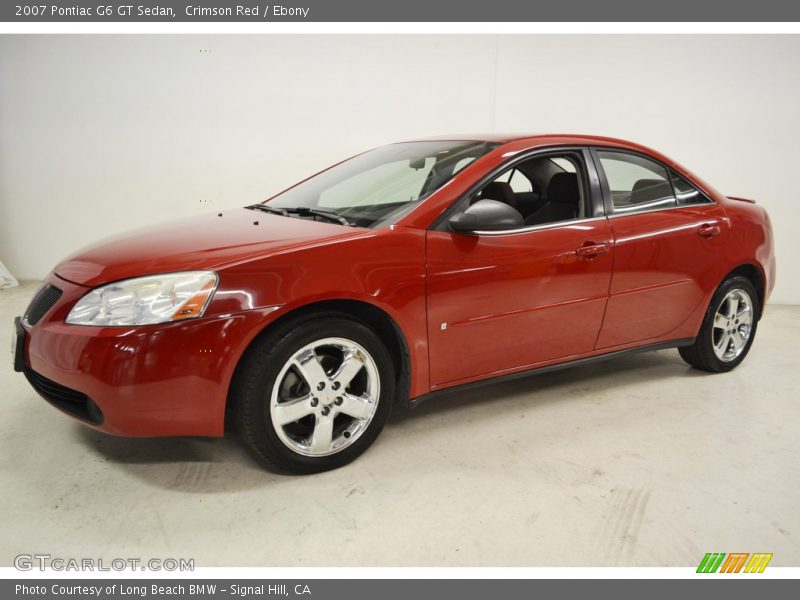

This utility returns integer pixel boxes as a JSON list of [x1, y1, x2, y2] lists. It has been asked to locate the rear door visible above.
[[592, 149, 729, 349]]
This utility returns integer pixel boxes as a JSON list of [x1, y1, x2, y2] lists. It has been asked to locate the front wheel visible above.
[[232, 313, 395, 473], [679, 276, 759, 372]]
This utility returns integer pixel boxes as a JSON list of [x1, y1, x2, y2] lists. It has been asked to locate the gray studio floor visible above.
[[1, 282, 798, 567]]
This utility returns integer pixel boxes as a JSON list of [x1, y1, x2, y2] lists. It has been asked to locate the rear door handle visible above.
[[576, 243, 608, 259], [697, 223, 721, 238]]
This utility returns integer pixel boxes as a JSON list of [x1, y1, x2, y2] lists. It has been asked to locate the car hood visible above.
[[54, 208, 368, 287]]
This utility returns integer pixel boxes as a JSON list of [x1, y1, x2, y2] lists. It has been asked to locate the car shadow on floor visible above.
[[75, 349, 711, 491], [75, 426, 284, 491], [390, 348, 711, 424]]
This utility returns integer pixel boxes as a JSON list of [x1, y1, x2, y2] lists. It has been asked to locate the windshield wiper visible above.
[[284, 207, 353, 227], [247, 204, 352, 226], [247, 204, 290, 217]]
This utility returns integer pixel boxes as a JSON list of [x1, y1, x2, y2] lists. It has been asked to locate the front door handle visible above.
[[697, 223, 721, 238], [576, 242, 608, 259]]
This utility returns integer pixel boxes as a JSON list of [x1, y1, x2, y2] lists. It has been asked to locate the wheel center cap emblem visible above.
[[321, 389, 335, 406]]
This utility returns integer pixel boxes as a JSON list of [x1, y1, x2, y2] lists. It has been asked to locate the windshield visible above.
[[260, 141, 499, 228]]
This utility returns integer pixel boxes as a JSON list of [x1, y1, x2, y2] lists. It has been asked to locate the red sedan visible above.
[[13, 134, 775, 473]]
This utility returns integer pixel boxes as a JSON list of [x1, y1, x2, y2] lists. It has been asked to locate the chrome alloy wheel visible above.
[[712, 288, 754, 362], [269, 337, 380, 457]]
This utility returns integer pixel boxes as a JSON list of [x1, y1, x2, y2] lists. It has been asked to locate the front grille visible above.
[[24, 368, 104, 425], [24, 284, 62, 326]]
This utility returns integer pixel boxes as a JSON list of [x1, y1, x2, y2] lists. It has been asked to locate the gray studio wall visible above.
[[0, 35, 797, 302]]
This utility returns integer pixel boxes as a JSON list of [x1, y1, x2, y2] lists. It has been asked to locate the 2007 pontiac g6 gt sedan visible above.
[[13, 134, 775, 473]]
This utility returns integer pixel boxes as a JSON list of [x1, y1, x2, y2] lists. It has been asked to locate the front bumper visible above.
[[12, 316, 25, 373], [18, 274, 277, 437], [23, 364, 105, 425]]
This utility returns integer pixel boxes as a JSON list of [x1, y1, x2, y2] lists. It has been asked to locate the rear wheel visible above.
[[233, 313, 395, 473], [678, 276, 758, 372]]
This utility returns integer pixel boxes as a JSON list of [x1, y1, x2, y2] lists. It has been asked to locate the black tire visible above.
[[231, 312, 395, 474], [678, 276, 759, 373]]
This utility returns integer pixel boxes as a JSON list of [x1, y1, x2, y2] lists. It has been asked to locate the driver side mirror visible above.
[[448, 199, 524, 234]]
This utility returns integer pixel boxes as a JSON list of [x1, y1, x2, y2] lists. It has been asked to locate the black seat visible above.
[[631, 178, 673, 206], [525, 172, 579, 225], [478, 181, 517, 210]]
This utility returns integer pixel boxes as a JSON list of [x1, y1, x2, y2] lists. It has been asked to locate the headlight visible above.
[[66, 271, 218, 326]]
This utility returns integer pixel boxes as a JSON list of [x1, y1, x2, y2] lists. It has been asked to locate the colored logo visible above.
[[697, 552, 773, 573]]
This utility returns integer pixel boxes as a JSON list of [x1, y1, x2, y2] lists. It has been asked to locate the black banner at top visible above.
[[3, 0, 800, 22]]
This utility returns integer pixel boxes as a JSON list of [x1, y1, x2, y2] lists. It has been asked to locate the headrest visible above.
[[480, 181, 517, 209], [547, 172, 579, 205], [631, 178, 673, 205]]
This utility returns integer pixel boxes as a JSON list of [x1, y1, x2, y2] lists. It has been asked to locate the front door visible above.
[[425, 149, 613, 388]]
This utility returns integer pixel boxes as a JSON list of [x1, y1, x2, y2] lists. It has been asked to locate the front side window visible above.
[[473, 152, 588, 228], [494, 168, 534, 193], [597, 151, 676, 214], [263, 141, 499, 228]]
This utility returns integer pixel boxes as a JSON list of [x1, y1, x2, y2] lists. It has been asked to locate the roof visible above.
[[406, 133, 647, 147], [405, 133, 537, 143]]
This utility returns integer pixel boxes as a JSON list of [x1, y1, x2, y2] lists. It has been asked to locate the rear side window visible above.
[[597, 151, 676, 214]]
